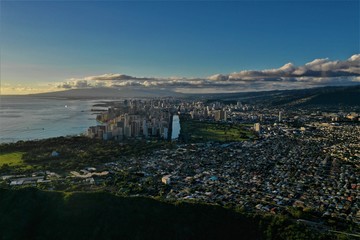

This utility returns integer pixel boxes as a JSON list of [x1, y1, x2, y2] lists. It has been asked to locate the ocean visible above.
[[0, 96, 100, 143]]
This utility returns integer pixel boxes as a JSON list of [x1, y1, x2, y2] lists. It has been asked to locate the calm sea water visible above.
[[0, 96, 99, 143]]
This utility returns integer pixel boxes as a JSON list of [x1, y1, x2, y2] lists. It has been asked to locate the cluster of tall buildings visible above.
[[87, 99, 174, 141], [254, 111, 283, 134], [87, 99, 263, 141], [87, 98, 296, 141], [186, 101, 248, 121]]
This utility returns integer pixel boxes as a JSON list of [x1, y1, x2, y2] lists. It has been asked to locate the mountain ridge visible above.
[[11, 85, 360, 107]]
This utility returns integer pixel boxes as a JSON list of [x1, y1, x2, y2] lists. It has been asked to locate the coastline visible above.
[[0, 96, 100, 144]]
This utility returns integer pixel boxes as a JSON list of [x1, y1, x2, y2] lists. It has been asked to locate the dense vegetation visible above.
[[196, 85, 360, 108], [0, 188, 332, 240], [263, 86, 360, 107], [302, 87, 360, 106], [0, 136, 173, 173]]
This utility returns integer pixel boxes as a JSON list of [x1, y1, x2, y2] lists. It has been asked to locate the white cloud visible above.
[[208, 54, 360, 81], [56, 54, 360, 92]]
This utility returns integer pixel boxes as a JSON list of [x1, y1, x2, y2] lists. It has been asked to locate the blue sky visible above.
[[1, 0, 359, 93]]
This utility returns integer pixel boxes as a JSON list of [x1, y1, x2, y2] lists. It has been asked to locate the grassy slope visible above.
[[0, 152, 33, 171], [0, 152, 24, 167], [180, 119, 254, 143]]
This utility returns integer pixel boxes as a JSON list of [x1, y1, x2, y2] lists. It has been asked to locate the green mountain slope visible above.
[[0, 188, 327, 240], [267, 86, 360, 107]]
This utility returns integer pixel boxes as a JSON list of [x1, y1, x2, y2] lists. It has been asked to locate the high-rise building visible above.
[[163, 127, 168, 140], [152, 126, 158, 136], [260, 115, 264, 122], [224, 111, 229, 121], [220, 110, 225, 120], [124, 114, 130, 127], [279, 111, 282, 122], [142, 120, 148, 137], [124, 126, 132, 138], [236, 101, 241, 108], [131, 120, 141, 137], [254, 123, 261, 133], [204, 109, 208, 118], [214, 110, 221, 121]]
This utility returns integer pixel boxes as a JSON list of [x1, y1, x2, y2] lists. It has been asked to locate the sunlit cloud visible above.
[[53, 54, 360, 93], [207, 54, 360, 80], [1, 82, 60, 95], [1, 86, 54, 95], [3, 54, 359, 94]]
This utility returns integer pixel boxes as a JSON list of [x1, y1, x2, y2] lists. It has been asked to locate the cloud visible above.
[[68, 73, 151, 81], [208, 54, 360, 81], [57, 54, 360, 92], [1, 85, 56, 95], [58, 80, 92, 89]]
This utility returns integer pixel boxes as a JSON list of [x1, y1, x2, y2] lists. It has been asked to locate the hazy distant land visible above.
[[27, 87, 185, 99], [23, 85, 360, 107]]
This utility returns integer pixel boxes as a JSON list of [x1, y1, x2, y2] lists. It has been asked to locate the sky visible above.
[[1, 0, 359, 94]]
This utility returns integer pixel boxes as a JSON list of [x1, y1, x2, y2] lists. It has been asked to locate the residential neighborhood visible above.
[[1, 97, 359, 229]]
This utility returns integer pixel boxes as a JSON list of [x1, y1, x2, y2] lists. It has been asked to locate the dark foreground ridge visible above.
[[0, 188, 327, 240]]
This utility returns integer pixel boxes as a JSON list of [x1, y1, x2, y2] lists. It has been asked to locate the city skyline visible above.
[[1, 1, 359, 94]]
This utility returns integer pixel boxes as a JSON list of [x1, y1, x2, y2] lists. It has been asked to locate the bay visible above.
[[0, 96, 100, 143]]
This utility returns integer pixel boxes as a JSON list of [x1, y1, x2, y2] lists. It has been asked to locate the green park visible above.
[[179, 117, 256, 143]]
